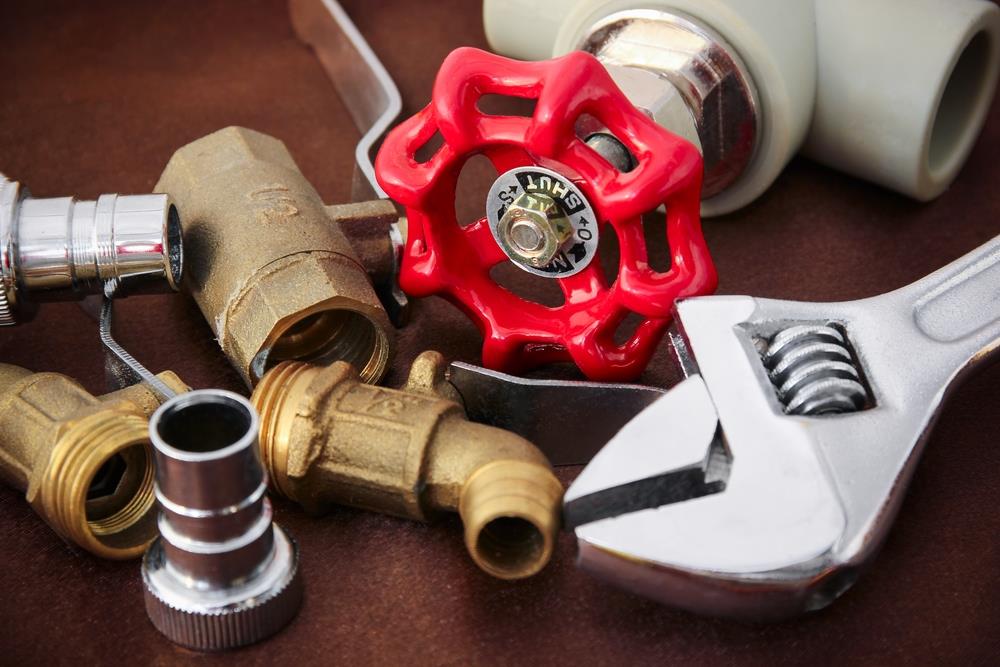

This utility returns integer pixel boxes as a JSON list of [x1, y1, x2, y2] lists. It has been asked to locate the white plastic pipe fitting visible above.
[[805, 0, 1000, 200], [484, 0, 1000, 215]]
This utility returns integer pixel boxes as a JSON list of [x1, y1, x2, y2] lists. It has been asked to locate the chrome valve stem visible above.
[[577, 9, 760, 201], [0, 173, 182, 324]]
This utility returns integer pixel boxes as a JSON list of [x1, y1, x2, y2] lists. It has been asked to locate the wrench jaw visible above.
[[565, 297, 856, 619], [562, 376, 727, 530], [568, 428, 849, 620]]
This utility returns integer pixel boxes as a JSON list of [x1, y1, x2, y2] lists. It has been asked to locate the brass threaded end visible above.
[[251, 361, 318, 499], [266, 307, 390, 385], [40, 411, 157, 559], [88, 450, 155, 537], [459, 460, 563, 580]]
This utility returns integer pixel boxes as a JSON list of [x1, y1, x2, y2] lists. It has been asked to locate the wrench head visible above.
[[564, 295, 886, 619]]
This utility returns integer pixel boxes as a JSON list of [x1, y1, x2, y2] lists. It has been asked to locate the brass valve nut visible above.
[[155, 126, 393, 387], [496, 192, 573, 268], [0, 364, 188, 559], [252, 351, 564, 580]]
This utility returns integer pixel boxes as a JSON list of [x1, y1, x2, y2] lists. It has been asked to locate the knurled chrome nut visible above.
[[0, 290, 15, 327], [0, 175, 20, 326], [141, 526, 302, 651]]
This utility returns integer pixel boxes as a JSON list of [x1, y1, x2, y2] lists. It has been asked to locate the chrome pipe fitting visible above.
[[0, 173, 182, 324], [142, 390, 301, 651], [577, 10, 760, 201]]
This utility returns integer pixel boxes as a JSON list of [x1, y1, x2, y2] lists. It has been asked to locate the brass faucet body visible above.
[[252, 351, 563, 579], [155, 126, 393, 387], [0, 364, 187, 559]]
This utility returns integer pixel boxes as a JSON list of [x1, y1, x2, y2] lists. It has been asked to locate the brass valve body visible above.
[[0, 364, 187, 559], [155, 126, 393, 387], [252, 351, 563, 580]]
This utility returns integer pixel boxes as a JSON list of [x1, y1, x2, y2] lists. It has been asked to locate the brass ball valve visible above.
[[155, 127, 394, 387]]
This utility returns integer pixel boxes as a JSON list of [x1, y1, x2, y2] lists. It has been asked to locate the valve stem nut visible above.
[[142, 389, 302, 651], [496, 192, 572, 268]]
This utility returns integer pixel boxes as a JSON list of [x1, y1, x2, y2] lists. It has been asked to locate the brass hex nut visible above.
[[496, 192, 573, 268], [224, 251, 391, 385]]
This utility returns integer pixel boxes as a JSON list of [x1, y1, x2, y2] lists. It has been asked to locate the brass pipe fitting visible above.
[[0, 364, 187, 559], [155, 126, 393, 387], [251, 351, 563, 580]]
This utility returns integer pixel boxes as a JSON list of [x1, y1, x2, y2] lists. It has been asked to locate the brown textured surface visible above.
[[1, 0, 998, 664]]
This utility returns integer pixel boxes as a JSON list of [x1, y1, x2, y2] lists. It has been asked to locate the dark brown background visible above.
[[1, 0, 999, 664]]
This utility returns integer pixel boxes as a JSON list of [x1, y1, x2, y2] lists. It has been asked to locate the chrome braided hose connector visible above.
[[0, 173, 182, 324]]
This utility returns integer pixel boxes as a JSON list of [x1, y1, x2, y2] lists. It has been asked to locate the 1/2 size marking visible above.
[[250, 184, 299, 223], [486, 166, 599, 278]]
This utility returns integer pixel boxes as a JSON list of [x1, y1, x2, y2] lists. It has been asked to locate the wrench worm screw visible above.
[[761, 324, 870, 415]]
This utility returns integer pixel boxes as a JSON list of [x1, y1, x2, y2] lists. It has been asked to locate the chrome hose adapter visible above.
[[0, 173, 182, 324], [142, 390, 302, 651]]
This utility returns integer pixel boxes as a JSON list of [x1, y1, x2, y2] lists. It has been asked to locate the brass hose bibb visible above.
[[0, 364, 187, 559], [251, 351, 564, 580], [155, 126, 395, 387]]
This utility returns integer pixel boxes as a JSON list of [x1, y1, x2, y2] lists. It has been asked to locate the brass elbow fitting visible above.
[[155, 126, 393, 387], [0, 364, 187, 559], [251, 351, 563, 579]]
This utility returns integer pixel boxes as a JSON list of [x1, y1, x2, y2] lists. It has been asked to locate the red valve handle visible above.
[[376, 47, 717, 381]]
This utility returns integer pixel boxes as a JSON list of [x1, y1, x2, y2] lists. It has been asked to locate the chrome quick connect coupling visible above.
[[142, 390, 302, 651], [0, 173, 182, 324]]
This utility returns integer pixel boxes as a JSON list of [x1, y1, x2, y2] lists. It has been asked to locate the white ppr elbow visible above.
[[805, 0, 1000, 201], [483, 0, 1000, 214]]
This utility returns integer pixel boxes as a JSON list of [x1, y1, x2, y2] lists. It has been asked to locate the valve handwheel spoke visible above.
[[376, 47, 718, 381]]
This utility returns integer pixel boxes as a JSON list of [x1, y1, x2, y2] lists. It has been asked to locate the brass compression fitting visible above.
[[0, 364, 187, 559], [155, 126, 393, 387], [252, 351, 564, 580]]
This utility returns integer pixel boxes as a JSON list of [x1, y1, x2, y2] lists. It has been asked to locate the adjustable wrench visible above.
[[564, 235, 1000, 619]]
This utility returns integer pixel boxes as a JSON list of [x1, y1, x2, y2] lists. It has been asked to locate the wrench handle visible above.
[[909, 234, 1000, 365]]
